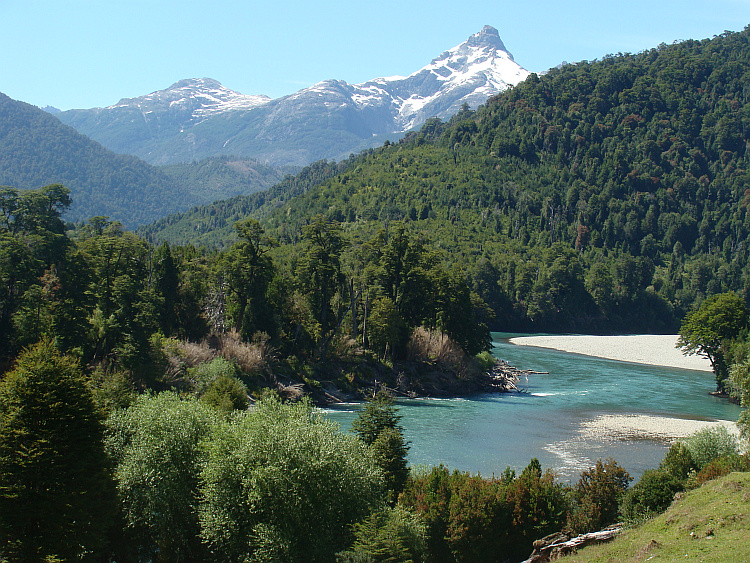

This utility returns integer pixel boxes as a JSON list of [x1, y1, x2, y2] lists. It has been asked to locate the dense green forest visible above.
[[158, 155, 299, 205], [0, 94, 189, 227], [144, 26, 750, 333], [139, 158, 353, 247]]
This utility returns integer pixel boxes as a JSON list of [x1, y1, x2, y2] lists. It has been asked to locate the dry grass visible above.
[[216, 330, 270, 375], [162, 331, 272, 380], [406, 327, 475, 378], [173, 340, 215, 368]]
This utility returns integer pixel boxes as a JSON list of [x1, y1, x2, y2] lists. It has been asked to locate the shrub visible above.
[[568, 458, 631, 534], [187, 356, 239, 393], [338, 506, 427, 563], [200, 374, 249, 413], [217, 329, 270, 374], [199, 396, 385, 561], [406, 327, 474, 378], [621, 469, 683, 523], [104, 392, 221, 562], [475, 350, 497, 371], [660, 441, 696, 481], [694, 454, 750, 486], [682, 425, 740, 470]]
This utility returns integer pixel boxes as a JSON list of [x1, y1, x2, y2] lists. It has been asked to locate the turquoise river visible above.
[[325, 333, 743, 482]]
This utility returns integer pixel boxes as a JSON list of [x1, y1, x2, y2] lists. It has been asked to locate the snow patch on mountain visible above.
[[108, 78, 270, 120], [111, 26, 527, 134]]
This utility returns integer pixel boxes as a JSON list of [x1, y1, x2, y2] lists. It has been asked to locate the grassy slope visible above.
[[563, 472, 750, 563]]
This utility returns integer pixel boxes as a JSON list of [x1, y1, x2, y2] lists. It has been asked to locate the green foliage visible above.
[[475, 351, 497, 371], [338, 506, 428, 563], [138, 159, 350, 248], [678, 292, 749, 391], [693, 454, 750, 486], [199, 396, 385, 562], [158, 155, 293, 204], [352, 393, 409, 503], [660, 441, 696, 481], [352, 392, 405, 446], [104, 392, 220, 562], [568, 458, 632, 534], [188, 356, 239, 392], [729, 359, 750, 441], [367, 297, 408, 359], [681, 425, 740, 470], [620, 469, 683, 523], [0, 94, 189, 227], [296, 216, 346, 358], [221, 218, 277, 339], [0, 340, 115, 561], [399, 459, 571, 563], [200, 374, 249, 413]]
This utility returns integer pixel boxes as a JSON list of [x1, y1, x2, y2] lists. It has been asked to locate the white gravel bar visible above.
[[579, 414, 740, 443], [509, 334, 712, 372], [509, 334, 743, 444]]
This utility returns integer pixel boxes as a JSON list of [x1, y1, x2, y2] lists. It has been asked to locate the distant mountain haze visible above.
[[56, 26, 529, 167]]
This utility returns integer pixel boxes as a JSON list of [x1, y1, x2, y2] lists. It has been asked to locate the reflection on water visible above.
[[325, 333, 742, 481]]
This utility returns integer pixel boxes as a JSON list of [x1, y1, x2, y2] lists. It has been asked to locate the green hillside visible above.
[[0, 93, 189, 227], [256, 27, 750, 331], [157, 155, 298, 205], [138, 158, 353, 247], [563, 471, 750, 563]]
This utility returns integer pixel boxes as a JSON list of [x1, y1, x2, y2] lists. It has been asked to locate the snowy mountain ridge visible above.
[[57, 26, 530, 166], [107, 78, 271, 120]]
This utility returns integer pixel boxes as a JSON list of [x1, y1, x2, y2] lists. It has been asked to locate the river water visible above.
[[325, 333, 742, 482]]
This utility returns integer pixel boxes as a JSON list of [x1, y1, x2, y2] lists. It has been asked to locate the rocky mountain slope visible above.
[[56, 26, 529, 167]]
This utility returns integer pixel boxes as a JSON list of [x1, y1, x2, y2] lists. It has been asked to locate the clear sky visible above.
[[1, 0, 748, 111]]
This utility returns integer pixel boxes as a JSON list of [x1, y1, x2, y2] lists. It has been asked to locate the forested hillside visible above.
[[139, 158, 354, 247], [249, 26, 750, 332], [0, 94, 190, 227], [158, 155, 297, 205]]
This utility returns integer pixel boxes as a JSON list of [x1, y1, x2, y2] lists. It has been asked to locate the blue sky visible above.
[[1, 0, 748, 111]]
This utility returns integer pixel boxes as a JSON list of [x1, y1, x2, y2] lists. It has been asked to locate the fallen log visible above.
[[520, 525, 622, 562]]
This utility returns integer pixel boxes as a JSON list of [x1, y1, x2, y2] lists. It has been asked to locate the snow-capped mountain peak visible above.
[[57, 26, 530, 167], [108, 77, 270, 119], [353, 25, 529, 131]]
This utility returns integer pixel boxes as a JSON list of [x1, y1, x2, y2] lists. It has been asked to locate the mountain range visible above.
[[55, 26, 529, 167]]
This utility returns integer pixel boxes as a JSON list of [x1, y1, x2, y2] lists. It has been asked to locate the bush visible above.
[[694, 454, 750, 486], [200, 374, 249, 413], [338, 506, 427, 562], [199, 396, 385, 561], [104, 392, 221, 562], [187, 356, 239, 393], [568, 458, 631, 534], [682, 425, 740, 470], [660, 441, 696, 481], [475, 350, 497, 371], [621, 469, 683, 523]]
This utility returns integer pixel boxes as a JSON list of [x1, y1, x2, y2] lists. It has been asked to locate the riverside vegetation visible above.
[[3, 24, 750, 562]]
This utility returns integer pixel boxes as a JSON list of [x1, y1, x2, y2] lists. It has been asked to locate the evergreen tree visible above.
[[352, 392, 410, 502], [0, 339, 115, 561]]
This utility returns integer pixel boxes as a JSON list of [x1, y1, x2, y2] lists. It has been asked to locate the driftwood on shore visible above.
[[484, 360, 548, 393], [520, 525, 623, 562]]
